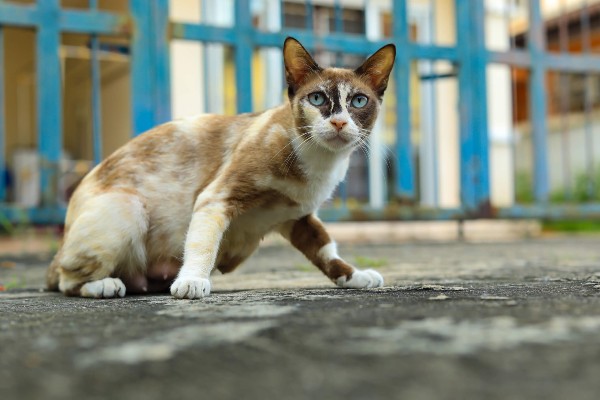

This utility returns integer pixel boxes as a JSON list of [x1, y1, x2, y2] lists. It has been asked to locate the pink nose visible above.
[[330, 119, 347, 131]]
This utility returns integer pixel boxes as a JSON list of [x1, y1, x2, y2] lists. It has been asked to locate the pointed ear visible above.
[[283, 37, 322, 97], [355, 44, 396, 97]]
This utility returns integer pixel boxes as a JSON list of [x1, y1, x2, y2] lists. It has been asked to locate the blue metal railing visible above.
[[1, 0, 600, 224], [0, 0, 128, 223], [0, 22, 4, 203]]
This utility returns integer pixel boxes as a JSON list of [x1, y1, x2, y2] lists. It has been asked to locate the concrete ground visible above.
[[2, 235, 600, 400]]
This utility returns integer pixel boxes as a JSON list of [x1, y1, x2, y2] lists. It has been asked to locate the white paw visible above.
[[336, 269, 384, 289], [80, 277, 126, 298], [170, 277, 211, 299]]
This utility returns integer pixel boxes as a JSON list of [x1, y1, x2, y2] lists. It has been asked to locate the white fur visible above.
[[171, 188, 230, 299], [170, 277, 211, 299], [80, 278, 126, 298], [58, 192, 148, 293], [336, 269, 384, 289], [317, 242, 339, 262], [294, 145, 351, 214]]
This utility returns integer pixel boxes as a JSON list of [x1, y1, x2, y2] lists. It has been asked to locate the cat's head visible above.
[[283, 37, 395, 153]]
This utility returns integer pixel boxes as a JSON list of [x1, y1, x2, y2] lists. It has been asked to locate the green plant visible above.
[[354, 256, 388, 269], [549, 169, 600, 203], [515, 171, 534, 204], [294, 263, 314, 272], [1, 277, 26, 290], [542, 220, 600, 232]]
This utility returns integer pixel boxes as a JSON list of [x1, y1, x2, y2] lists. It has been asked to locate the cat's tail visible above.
[[46, 252, 61, 291]]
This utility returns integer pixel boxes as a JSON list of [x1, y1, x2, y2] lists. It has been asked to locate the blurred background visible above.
[[0, 0, 600, 227]]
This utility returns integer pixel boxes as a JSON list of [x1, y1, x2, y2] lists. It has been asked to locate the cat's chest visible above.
[[271, 156, 349, 214]]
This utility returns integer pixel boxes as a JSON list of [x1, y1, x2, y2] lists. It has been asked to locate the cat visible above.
[[46, 37, 396, 299]]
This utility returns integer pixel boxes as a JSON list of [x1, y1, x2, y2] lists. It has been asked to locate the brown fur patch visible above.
[[216, 105, 307, 184], [289, 215, 331, 271], [267, 134, 307, 182], [328, 259, 355, 280], [95, 123, 178, 189], [289, 215, 355, 281], [189, 115, 241, 203], [216, 253, 246, 274], [62, 283, 84, 297], [230, 188, 297, 216]]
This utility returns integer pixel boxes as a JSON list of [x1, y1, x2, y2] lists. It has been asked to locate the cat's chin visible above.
[[319, 134, 356, 153]]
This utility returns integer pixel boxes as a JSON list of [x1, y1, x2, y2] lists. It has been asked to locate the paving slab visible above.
[[2, 237, 600, 400]]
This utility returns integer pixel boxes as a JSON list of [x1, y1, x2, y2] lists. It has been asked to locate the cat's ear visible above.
[[355, 44, 396, 97], [283, 37, 322, 97]]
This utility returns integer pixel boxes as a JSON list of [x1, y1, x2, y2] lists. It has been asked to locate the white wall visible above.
[[170, 0, 204, 118], [516, 113, 600, 193]]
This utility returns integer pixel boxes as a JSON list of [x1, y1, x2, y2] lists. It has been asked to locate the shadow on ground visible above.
[[2, 237, 600, 400]]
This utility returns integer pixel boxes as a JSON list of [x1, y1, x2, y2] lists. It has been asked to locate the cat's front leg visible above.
[[171, 200, 230, 299], [279, 214, 384, 289]]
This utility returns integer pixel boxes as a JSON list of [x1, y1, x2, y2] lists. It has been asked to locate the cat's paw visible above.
[[170, 277, 211, 299], [80, 277, 126, 298], [336, 269, 384, 289]]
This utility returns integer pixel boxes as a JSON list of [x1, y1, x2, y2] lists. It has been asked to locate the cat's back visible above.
[[68, 108, 292, 213], [76, 112, 255, 199]]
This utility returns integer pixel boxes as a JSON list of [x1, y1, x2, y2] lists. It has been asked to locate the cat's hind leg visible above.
[[55, 192, 148, 298]]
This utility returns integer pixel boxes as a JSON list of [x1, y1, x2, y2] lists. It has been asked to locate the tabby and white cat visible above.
[[46, 37, 396, 299]]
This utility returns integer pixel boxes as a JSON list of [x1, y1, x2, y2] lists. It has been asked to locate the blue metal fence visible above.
[[1, 0, 600, 224]]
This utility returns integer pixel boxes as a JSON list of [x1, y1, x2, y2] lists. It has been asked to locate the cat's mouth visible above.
[[322, 132, 352, 147]]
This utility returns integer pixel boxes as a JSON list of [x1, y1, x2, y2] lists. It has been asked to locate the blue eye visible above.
[[351, 94, 368, 108], [308, 92, 326, 106]]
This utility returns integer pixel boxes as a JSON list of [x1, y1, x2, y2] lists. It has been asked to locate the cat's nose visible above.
[[330, 118, 347, 131]]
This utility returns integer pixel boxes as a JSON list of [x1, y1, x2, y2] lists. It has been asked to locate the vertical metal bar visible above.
[[130, 0, 155, 135], [456, 0, 476, 211], [365, 0, 387, 208], [393, 0, 414, 200], [429, 0, 438, 205], [582, 0, 595, 199], [37, 0, 62, 206], [581, 0, 591, 53], [584, 72, 594, 199], [90, 0, 102, 164], [305, 0, 313, 31], [262, 0, 283, 110], [201, 2, 227, 115], [334, 0, 343, 67], [528, 0, 549, 202], [0, 27, 4, 201], [334, 0, 343, 33], [364, 0, 369, 35], [508, 0, 518, 203], [558, 0, 572, 199], [428, 0, 435, 44], [234, 0, 253, 113], [470, 0, 490, 212], [454, 0, 491, 213], [152, 0, 171, 124], [505, 0, 512, 49]]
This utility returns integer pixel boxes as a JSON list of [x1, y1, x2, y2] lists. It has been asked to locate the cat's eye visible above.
[[308, 92, 326, 106], [351, 94, 369, 108]]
